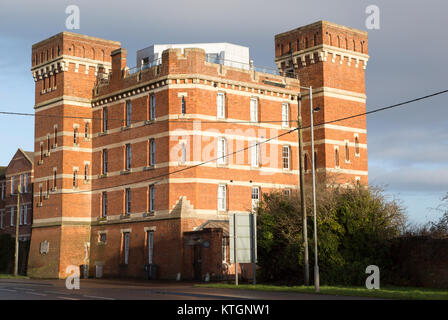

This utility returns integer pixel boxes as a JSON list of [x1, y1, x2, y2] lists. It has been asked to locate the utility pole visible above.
[[14, 185, 21, 276], [297, 92, 309, 286], [309, 86, 320, 292]]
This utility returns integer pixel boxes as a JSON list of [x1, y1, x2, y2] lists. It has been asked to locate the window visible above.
[[10, 207, 14, 226], [24, 174, 28, 193], [0, 211, 4, 229], [20, 174, 24, 193], [252, 187, 260, 212], [355, 136, 360, 156], [99, 233, 107, 244], [19, 206, 23, 226], [46, 179, 50, 196], [181, 96, 186, 114], [125, 100, 132, 127], [282, 103, 289, 127], [102, 192, 107, 217], [149, 139, 155, 166], [125, 188, 131, 215], [84, 164, 89, 181], [222, 237, 227, 262], [149, 185, 155, 213], [345, 142, 350, 162], [102, 107, 108, 132], [53, 170, 57, 189], [125, 144, 132, 170], [218, 184, 226, 211], [73, 170, 78, 188], [102, 149, 108, 174], [250, 98, 258, 122], [217, 138, 226, 165], [1, 182, 4, 200], [304, 153, 309, 171], [314, 151, 317, 169], [40, 144, 44, 161], [181, 143, 186, 164], [282, 146, 290, 170], [85, 122, 89, 139], [283, 189, 291, 197], [23, 205, 28, 225], [11, 176, 15, 194], [335, 148, 340, 168], [147, 231, 154, 264], [123, 232, 130, 265], [39, 185, 43, 204], [251, 142, 259, 167], [47, 135, 50, 152], [74, 127, 79, 145], [149, 95, 156, 120], [54, 126, 58, 146], [217, 92, 225, 119]]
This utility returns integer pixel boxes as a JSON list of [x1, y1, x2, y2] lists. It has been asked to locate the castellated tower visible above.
[[28, 32, 120, 278], [275, 21, 369, 185]]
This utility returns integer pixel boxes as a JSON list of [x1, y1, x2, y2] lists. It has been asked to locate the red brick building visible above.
[[0, 148, 34, 274], [27, 20, 369, 279]]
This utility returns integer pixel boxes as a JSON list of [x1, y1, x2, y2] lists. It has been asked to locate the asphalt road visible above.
[[0, 279, 374, 300]]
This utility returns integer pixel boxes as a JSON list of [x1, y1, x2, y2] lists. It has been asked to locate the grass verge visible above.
[[196, 283, 448, 300], [0, 274, 29, 280]]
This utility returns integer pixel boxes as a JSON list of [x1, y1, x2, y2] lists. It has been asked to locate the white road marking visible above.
[[26, 292, 47, 296], [57, 296, 80, 300], [0, 288, 17, 292], [83, 295, 115, 300], [45, 291, 71, 295]]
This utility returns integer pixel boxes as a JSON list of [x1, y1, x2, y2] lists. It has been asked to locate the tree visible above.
[[256, 184, 406, 285]]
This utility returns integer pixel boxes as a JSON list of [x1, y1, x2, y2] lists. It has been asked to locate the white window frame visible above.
[[251, 142, 259, 167], [0, 210, 4, 229], [251, 187, 260, 212], [150, 94, 156, 120], [123, 232, 130, 265], [149, 185, 155, 213], [334, 146, 340, 169], [102, 149, 108, 174], [218, 184, 226, 211], [102, 192, 107, 217], [282, 145, 290, 170], [217, 92, 225, 119], [11, 176, 15, 195], [125, 144, 132, 170], [10, 207, 14, 227], [1, 182, 4, 200], [250, 98, 258, 122], [147, 231, 154, 264], [102, 107, 108, 132], [126, 100, 132, 127], [217, 137, 226, 165], [181, 143, 186, 164], [354, 134, 360, 157], [282, 103, 289, 127], [344, 140, 350, 163], [149, 139, 156, 166], [125, 188, 131, 215]]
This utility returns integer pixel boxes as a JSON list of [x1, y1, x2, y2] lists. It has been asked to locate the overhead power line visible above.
[[27, 88, 448, 196]]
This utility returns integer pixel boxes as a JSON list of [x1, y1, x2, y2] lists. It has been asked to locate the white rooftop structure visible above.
[[136, 43, 251, 70]]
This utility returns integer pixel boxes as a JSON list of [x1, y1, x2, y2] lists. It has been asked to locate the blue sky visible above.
[[0, 0, 447, 224]]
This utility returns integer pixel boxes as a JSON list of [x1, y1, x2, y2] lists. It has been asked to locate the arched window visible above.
[[328, 34, 332, 46], [297, 39, 300, 51], [353, 40, 356, 52], [360, 42, 364, 54], [305, 37, 308, 48], [355, 136, 360, 155], [345, 38, 348, 49], [313, 34, 317, 46], [337, 36, 341, 48]]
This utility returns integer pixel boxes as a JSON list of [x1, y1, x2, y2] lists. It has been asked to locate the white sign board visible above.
[[229, 213, 257, 264]]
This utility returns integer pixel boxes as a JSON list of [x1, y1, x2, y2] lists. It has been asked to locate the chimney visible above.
[[111, 48, 127, 77]]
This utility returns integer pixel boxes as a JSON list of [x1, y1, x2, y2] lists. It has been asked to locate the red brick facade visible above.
[[27, 20, 369, 280]]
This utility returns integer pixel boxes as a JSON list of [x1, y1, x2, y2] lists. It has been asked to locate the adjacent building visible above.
[[0, 148, 34, 274], [27, 20, 369, 279]]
